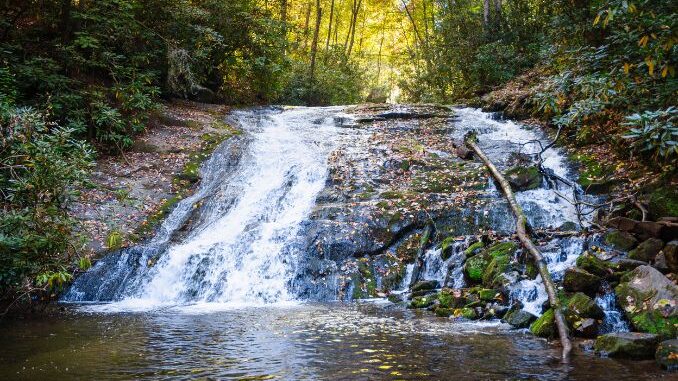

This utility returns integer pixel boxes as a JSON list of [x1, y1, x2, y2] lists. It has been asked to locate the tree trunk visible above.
[[302, 2, 312, 51], [280, 0, 288, 53], [309, 0, 322, 81], [483, 0, 490, 31], [346, 0, 362, 57], [494, 0, 502, 32], [325, 0, 335, 52], [464, 135, 572, 363]]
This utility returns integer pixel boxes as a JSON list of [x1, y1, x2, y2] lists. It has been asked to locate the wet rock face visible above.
[[594, 332, 660, 359], [294, 105, 493, 299], [615, 265, 678, 339]]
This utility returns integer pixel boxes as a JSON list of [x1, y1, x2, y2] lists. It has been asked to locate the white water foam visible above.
[[89, 107, 344, 312]]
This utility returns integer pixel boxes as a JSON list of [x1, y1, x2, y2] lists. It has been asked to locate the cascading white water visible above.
[[75, 107, 345, 310]]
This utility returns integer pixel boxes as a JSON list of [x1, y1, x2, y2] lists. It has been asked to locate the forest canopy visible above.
[[0, 0, 676, 301]]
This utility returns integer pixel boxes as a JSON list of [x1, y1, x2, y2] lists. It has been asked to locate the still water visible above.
[[0, 302, 666, 380]]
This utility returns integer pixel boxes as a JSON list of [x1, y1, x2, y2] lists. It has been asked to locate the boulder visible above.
[[411, 280, 439, 293], [478, 288, 498, 301], [563, 267, 601, 296], [604, 230, 638, 251], [463, 241, 516, 285], [410, 294, 437, 309], [503, 309, 537, 328], [576, 252, 616, 277], [647, 186, 678, 221], [530, 309, 556, 338], [505, 166, 542, 191], [655, 339, 678, 371], [628, 238, 664, 263], [566, 292, 604, 338], [615, 265, 678, 339], [662, 240, 678, 273], [436, 289, 465, 309], [435, 307, 453, 317], [607, 216, 637, 232], [464, 253, 490, 284], [594, 332, 660, 359]]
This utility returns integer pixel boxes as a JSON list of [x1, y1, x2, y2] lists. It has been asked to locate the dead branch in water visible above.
[[464, 133, 572, 363]]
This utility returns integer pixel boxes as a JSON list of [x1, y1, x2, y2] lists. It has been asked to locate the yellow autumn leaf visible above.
[[624, 63, 631, 74], [662, 65, 669, 78], [645, 56, 655, 76], [638, 35, 649, 47], [593, 13, 601, 26]]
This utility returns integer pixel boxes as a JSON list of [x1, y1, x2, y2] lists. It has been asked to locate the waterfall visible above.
[[64, 107, 345, 309]]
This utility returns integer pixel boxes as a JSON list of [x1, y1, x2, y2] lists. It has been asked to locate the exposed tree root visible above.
[[465, 134, 572, 363]]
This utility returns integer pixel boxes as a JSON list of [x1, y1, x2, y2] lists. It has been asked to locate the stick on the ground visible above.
[[464, 134, 572, 362]]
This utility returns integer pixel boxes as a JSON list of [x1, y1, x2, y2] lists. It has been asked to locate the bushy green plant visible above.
[[0, 105, 93, 298], [623, 107, 678, 162]]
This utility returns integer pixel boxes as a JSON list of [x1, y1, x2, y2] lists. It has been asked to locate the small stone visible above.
[[628, 237, 664, 263], [655, 339, 678, 371], [573, 318, 599, 338], [504, 309, 537, 328], [594, 332, 660, 359]]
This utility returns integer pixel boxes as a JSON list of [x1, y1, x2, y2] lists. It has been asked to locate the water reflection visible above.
[[0, 303, 667, 380]]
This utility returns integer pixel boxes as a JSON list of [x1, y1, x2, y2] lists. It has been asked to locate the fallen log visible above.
[[464, 134, 572, 362]]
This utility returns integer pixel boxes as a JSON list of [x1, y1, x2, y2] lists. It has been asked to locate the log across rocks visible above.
[[465, 134, 572, 362]]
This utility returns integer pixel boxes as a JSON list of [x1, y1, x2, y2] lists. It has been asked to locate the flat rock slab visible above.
[[594, 332, 660, 359]]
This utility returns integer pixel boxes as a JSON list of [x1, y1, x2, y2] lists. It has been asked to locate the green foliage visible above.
[[0, 105, 93, 296], [623, 107, 678, 161]]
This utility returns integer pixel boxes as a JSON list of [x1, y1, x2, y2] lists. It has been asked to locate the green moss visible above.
[[464, 253, 490, 283], [482, 254, 510, 287], [380, 190, 404, 199], [530, 309, 556, 338], [435, 307, 453, 317], [441, 236, 459, 260], [460, 307, 477, 320], [576, 252, 616, 277], [410, 294, 437, 309], [478, 289, 497, 301], [486, 242, 518, 258], [604, 230, 638, 251], [628, 311, 678, 340], [525, 261, 539, 279], [463, 241, 485, 257]]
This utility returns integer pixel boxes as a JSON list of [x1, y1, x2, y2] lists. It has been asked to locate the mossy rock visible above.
[[604, 230, 638, 251], [505, 166, 542, 191], [655, 339, 678, 371], [594, 332, 659, 359], [410, 294, 437, 309], [648, 186, 678, 219], [628, 238, 664, 263], [437, 289, 465, 309], [435, 307, 453, 317], [482, 255, 511, 288], [441, 236, 458, 260], [458, 307, 478, 320], [525, 261, 539, 279], [563, 267, 601, 296], [463, 240, 485, 257], [464, 253, 491, 284], [615, 265, 678, 340], [566, 293, 605, 336], [503, 309, 537, 328], [530, 308, 556, 338], [486, 242, 518, 258], [478, 288, 498, 301], [576, 252, 616, 277]]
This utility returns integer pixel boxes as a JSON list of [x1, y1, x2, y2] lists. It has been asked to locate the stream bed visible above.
[[0, 303, 667, 380]]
